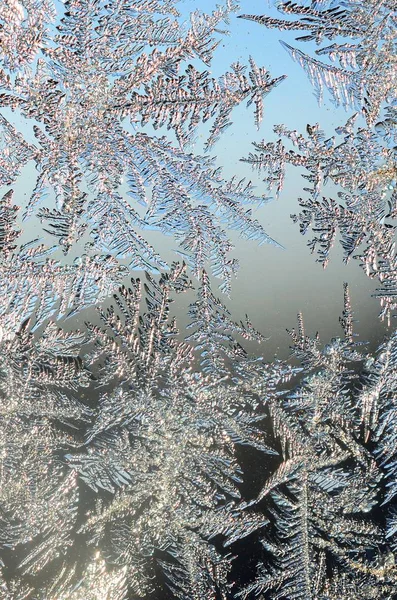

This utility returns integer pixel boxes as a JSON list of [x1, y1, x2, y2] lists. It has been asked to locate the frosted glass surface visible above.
[[0, 1, 396, 598]]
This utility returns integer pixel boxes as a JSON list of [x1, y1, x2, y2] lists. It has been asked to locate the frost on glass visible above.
[[0, 188, 128, 327], [0, 1, 397, 599], [239, 301, 397, 599], [2, 274, 397, 597], [66, 264, 274, 598], [241, 0, 397, 321], [0, 0, 284, 295], [240, 0, 396, 123]]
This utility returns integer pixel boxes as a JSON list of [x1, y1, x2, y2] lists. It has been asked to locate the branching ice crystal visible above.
[[241, 0, 397, 319], [0, 0, 284, 293], [1, 0, 397, 599], [243, 106, 397, 320], [238, 301, 397, 599], [2, 268, 397, 598], [66, 264, 272, 598], [240, 0, 397, 124], [0, 314, 92, 598], [0, 188, 129, 327]]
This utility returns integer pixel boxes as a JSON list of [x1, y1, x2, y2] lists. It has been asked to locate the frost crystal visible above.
[[0, 0, 397, 599], [241, 1, 397, 320], [239, 304, 397, 600], [243, 114, 397, 320], [0, 0, 284, 293], [240, 0, 397, 124]]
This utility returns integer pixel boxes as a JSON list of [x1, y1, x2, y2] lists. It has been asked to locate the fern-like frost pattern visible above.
[[0, 1, 396, 599]]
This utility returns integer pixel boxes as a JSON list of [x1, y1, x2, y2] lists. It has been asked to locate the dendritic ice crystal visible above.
[[0, 0, 397, 599], [0, 0, 284, 295], [241, 0, 397, 321]]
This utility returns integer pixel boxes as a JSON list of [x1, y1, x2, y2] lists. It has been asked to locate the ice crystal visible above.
[[240, 0, 397, 124], [1, 270, 396, 598], [243, 113, 397, 320], [186, 269, 266, 378], [66, 265, 272, 598], [0, 187, 129, 329], [1, 0, 397, 599], [0, 315, 91, 597], [241, 0, 397, 320], [0, 0, 284, 293], [239, 306, 397, 600]]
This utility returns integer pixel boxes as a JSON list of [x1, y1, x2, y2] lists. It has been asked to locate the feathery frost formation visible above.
[[2, 269, 397, 598], [0, 0, 397, 599], [241, 0, 397, 321], [240, 0, 396, 123], [0, 0, 284, 295]]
